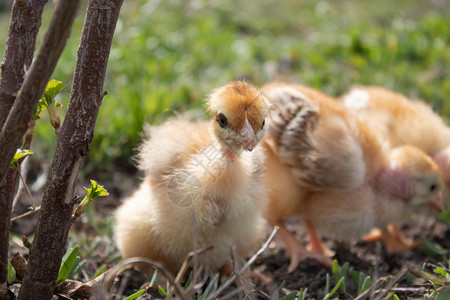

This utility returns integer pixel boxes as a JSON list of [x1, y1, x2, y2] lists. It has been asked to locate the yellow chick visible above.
[[342, 86, 450, 208], [115, 81, 269, 275], [262, 82, 443, 272]]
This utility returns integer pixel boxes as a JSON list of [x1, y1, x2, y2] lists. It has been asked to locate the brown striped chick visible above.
[[262, 82, 443, 272], [342, 86, 450, 209], [115, 81, 268, 275]]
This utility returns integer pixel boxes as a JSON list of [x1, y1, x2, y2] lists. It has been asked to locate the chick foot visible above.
[[268, 219, 333, 272], [363, 228, 383, 242], [381, 223, 424, 253], [301, 217, 335, 257], [364, 224, 423, 252]]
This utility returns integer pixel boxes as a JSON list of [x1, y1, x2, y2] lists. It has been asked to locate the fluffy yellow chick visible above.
[[262, 82, 443, 272], [115, 81, 269, 275], [342, 86, 450, 208]]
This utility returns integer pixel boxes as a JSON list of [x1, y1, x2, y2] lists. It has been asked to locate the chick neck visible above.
[[373, 166, 414, 228]]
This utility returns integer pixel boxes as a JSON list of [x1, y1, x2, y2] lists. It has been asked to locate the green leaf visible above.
[[33, 80, 66, 121], [340, 262, 349, 292], [420, 237, 448, 258], [332, 259, 340, 283], [10, 149, 33, 168], [158, 285, 168, 296], [324, 273, 330, 296], [331, 260, 348, 293], [67, 256, 81, 279], [94, 264, 107, 278], [434, 267, 449, 278], [149, 270, 161, 288], [124, 289, 145, 300], [57, 246, 79, 284], [350, 270, 359, 286], [32, 100, 47, 121], [298, 289, 307, 300], [69, 259, 86, 280], [280, 291, 298, 300], [43, 80, 66, 107], [421, 271, 445, 285], [83, 180, 109, 203], [76, 180, 109, 217], [359, 276, 372, 295], [324, 277, 344, 300], [7, 260, 16, 283]]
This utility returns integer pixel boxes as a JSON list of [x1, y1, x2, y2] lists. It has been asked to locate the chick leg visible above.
[[300, 217, 335, 257], [268, 218, 333, 272], [363, 228, 383, 242], [380, 223, 424, 253]]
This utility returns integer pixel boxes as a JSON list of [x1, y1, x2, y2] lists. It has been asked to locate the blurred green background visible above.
[[1, 0, 449, 178]]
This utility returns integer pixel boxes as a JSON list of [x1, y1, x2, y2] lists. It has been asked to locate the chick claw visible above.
[[269, 219, 333, 273], [381, 223, 424, 253], [364, 224, 424, 253]]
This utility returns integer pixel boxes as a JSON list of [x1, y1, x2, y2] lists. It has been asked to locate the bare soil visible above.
[[7, 171, 450, 299]]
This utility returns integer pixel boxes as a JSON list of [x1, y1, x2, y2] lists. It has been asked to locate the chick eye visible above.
[[429, 184, 437, 192], [261, 120, 265, 130], [217, 113, 228, 128]]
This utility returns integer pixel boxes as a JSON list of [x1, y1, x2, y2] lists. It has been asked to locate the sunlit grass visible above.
[[1, 0, 449, 175]]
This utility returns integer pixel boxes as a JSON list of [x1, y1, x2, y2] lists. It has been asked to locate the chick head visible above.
[[389, 145, 444, 211], [206, 81, 268, 157]]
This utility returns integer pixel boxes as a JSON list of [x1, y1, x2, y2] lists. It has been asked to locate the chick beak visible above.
[[430, 194, 444, 211], [239, 119, 256, 151]]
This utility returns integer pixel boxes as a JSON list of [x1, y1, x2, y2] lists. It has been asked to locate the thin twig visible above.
[[12, 156, 32, 212], [100, 257, 188, 300], [174, 246, 213, 283], [373, 266, 409, 300], [205, 226, 279, 300], [354, 277, 386, 300], [10, 206, 41, 222], [19, 168, 34, 210], [173, 245, 214, 295], [390, 287, 427, 292], [220, 286, 245, 300]]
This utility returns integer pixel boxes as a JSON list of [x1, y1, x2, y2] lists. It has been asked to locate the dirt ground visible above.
[[8, 171, 450, 299]]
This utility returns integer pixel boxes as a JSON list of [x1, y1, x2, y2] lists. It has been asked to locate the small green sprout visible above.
[[323, 272, 344, 300], [72, 180, 109, 220], [33, 79, 66, 130], [420, 237, 448, 258], [8, 260, 16, 283], [158, 285, 168, 296], [124, 289, 145, 300], [10, 149, 33, 168], [351, 270, 372, 296], [332, 260, 349, 293], [57, 246, 81, 284]]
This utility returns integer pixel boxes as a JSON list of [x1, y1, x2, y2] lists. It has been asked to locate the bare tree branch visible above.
[[17, 1, 123, 299], [0, 0, 80, 187], [0, 0, 48, 128], [0, 1, 48, 296], [0, 168, 19, 300]]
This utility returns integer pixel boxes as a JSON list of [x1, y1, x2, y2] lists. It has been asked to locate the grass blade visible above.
[[57, 246, 79, 284], [124, 289, 145, 300]]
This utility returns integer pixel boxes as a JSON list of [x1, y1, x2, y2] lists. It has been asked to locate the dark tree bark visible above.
[[0, 169, 18, 300], [17, 0, 124, 299], [0, 0, 80, 187], [0, 1, 49, 298], [0, 0, 48, 129]]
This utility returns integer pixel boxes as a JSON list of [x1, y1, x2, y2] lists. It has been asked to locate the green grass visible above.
[[1, 0, 449, 175]]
